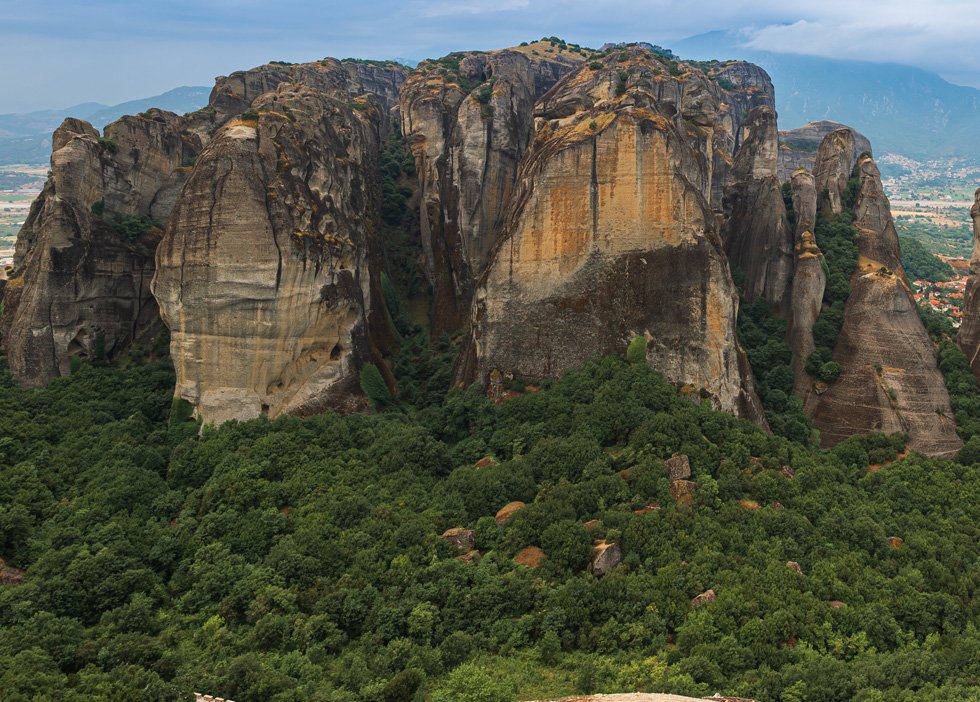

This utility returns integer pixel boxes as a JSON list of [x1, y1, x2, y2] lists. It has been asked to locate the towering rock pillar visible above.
[[720, 105, 793, 315], [152, 84, 397, 425], [955, 189, 980, 374], [807, 154, 961, 456], [0, 112, 199, 385], [453, 53, 766, 424]]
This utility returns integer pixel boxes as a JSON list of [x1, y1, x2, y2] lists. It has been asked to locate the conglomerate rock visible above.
[[0, 111, 199, 385], [152, 83, 397, 425], [777, 120, 872, 183], [720, 105, 793, 316], [787, 170, 826, 398], [806, 154, 961, 456], [453, 51, 767, 425], [399, 45, 581, 335]]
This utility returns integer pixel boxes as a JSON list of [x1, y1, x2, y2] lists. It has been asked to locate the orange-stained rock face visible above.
[[399, 48, 581, 336], [453, 54, 767, 426]]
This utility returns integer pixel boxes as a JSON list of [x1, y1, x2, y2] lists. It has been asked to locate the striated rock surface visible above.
[[1, 112, 199, 385], [720, 105, 793, 315], [153, 82, 397, 425], [956, 189, 980, 373], [777, 121, 872, 183], [453, 51, 766, 425], [787, 170, 826, 397], [812, 128, 857, 215], [400, 46, 581, 335], [807, 154, 961, 456]]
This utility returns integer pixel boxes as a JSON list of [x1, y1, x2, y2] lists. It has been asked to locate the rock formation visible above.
[[806, 154, 961, 456], [777, 121, 872, 183], [3, 57, 406, 421], [956, 189, 980, 374], [399, 45, 581, 335], [720, 105, 793, 315], [152, 82, 397, 425], [787, 170, 827, 397], [813, 128, 859, 215], [0, 111, 200, 385], [453, 50, 766, 425]]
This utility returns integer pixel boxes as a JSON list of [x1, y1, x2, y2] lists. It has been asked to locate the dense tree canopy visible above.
[[1, 338, 980, 702]]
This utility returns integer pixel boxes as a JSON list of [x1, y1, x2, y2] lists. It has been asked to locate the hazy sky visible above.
[[3, 0, 979, 113]]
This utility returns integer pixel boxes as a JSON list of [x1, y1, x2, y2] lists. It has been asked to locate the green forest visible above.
[[3, 320, 980, 702]]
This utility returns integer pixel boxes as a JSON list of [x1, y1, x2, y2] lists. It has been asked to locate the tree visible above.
[[431, 663, 516, 702], [360, 363, 391, 409], [627, 336, 648, 364]]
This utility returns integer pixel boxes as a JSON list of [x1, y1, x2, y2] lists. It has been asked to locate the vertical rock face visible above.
[[1, 112, 199, 385], [807, 154, 961, 456], [786, 170, 826, 397], [152, 83, 396, 425], [453, 53, 765, 424], [777, 121, 872, 183], [956, 189, 980, 374], [399, 48, 581, 335], [720, 106, 793, 314], [813, 128, 857, 215]]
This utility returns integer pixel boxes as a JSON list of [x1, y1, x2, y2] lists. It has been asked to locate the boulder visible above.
[[691, 589, 716, 607], [887, 536, 904, 549], [590, 541, 621, 576], [494, 501, 525, 526], [786, 561, 802, 574], [440, 527, 476, 550], [670, 480, 699, 507], [514, 546, 546, 568], [665, 454, 691, 481]]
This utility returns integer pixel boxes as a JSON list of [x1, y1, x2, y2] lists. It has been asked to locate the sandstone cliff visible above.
[[453, 50, 766, 424], [399, 44, 581, 335], [777, 121, 872, 183], [956, 189, 980, 374], [153, 82, 397, 425], [720, 105, 793, 315], [786, 170, 826, 397], [0, 111, 199, 385], [812, 128, 859, 215], [807, 154, 961, 456]]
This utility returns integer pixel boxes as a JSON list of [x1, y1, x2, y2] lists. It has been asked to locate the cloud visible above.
[[418, 0, 529, 17]]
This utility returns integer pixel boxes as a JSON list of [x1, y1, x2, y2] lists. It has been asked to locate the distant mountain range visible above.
[[0, 86, 210, 165], [673, 31, 980, 161]]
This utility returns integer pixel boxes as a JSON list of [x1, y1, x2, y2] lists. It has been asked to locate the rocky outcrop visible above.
[[590, 541, 621, 576], [956, 189, 980, 373], [206, 59, 407, 134], [152, 83, 396, 425], [400, 48, 581, 335], [720, 105, 793, 315], [812, 128, 858, 215], [1, 112, 199, 385], [807, 154, 961, 456], [453, 51, 766, 425], [778, 121, 872, 183], [787, 171, 826, 397]]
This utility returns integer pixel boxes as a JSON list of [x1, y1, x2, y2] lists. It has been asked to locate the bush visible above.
[[96, 137, 117, 153], [360, 363, 392, 409], [589, 61, 603, 70], [90, 199, 104, 216], [627, 336, 648, 364], [241, 109, 259, 121]]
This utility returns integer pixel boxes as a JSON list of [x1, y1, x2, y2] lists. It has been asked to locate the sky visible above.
[[3, 0, 979, 113]]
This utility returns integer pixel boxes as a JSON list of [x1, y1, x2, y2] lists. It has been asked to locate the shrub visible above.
[[96, 137, 117, 153], [626, 336, 648, 364], [90, 199, 104, 216], [589, 61, 603, 70], [241, 109, 259, 121], [360, 363, 391, 409], [179, 157, 196, 168]]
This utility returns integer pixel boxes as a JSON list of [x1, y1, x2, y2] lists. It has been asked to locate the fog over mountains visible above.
[[674, 30, 980, 159]]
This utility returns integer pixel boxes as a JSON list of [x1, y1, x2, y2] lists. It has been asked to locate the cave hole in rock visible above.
[[330, 344, 342, 361]]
